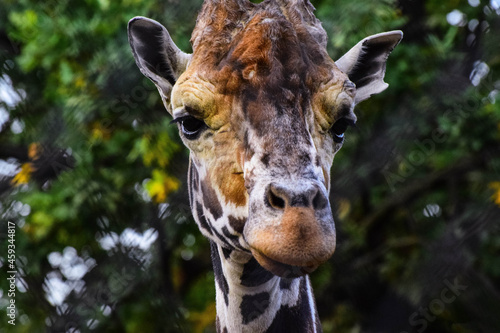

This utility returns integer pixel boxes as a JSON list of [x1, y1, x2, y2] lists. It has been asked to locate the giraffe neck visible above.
[[210, 242, 322, 333]]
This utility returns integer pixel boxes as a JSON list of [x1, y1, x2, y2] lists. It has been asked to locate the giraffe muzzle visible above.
[[244, 181, 336, 277]]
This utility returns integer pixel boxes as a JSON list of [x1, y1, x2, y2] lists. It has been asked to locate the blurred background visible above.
[[1, 0, 500, 332]]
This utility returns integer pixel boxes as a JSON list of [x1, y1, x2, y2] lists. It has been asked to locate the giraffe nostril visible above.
[[266, 185, 286, 210], [266, 183, 328, 210], [312, 190, 328, 210]]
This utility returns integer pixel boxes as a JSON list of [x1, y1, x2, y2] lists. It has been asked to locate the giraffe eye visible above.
[[171, 115, 207, 140], [331, 118, 355, 143]]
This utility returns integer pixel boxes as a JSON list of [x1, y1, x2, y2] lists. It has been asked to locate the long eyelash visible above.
[[338, 118, 357, 129], [347, 119, 357, 128], [170, 116, 192, 125]]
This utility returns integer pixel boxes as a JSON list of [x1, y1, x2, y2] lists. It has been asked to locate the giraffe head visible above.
[[129, 0, 402, 278]]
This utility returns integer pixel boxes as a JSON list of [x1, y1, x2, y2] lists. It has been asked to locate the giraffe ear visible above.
[[336, 31, 403, 105], [128, 17, 191, 109]]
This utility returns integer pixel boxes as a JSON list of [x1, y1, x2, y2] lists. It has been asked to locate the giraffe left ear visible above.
[[128, 17, 191, 111], [336, 31, 403, 104]]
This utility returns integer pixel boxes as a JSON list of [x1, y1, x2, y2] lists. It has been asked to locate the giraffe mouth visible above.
[[251, 248, 319, 278]]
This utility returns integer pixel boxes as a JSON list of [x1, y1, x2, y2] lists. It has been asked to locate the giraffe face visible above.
[[128, 0, 402, 278], [169, 10, 356, 277]]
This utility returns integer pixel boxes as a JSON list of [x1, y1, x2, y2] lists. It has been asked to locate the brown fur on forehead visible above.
[[212, 11, 336, 143], [191, 0, 254, 54], [231, 13, 331, 86], [183, 1, 348, 134], [191, 2, 334, 86]]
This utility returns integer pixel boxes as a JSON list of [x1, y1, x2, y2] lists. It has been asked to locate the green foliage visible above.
[[1, 0, 499, 332]]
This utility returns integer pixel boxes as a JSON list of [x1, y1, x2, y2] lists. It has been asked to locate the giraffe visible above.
[[128, 0, 402, 331]]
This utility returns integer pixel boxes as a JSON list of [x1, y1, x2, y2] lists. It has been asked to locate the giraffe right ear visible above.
[[336, 31, 403, 105], [128, 17, 191, 110]]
